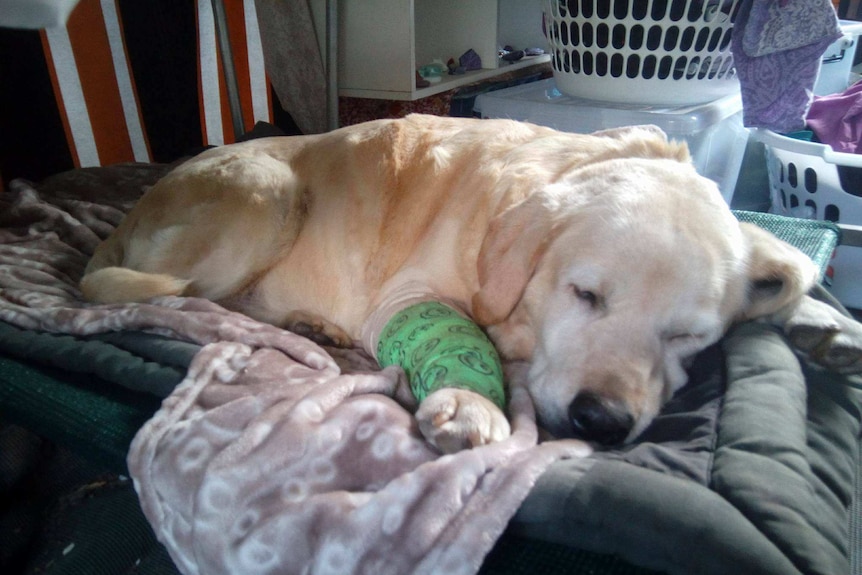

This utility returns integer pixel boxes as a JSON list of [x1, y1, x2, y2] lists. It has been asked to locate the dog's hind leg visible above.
[[282, 310, 354, 347], [80, 230, 192, 303], [79, 149, 307, 308]]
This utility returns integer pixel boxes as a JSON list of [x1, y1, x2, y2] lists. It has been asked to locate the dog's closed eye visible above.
[[663, 331, 713, 357], [571, 285, 603, 310], [666, 332, 702, 344]]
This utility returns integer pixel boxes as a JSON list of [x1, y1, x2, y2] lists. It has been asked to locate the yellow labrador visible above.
[[80, 114, 860, 452]]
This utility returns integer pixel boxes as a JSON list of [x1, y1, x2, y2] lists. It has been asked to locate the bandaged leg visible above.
[[362, 287, 510, 452], [376, 301, 506, 410]]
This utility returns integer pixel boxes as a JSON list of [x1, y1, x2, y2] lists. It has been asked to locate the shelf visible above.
[[339, 55, 550, 101], [336, 0, 548, 102]]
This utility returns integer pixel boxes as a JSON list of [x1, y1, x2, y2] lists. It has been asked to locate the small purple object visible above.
[[459, 49, 482, 71]]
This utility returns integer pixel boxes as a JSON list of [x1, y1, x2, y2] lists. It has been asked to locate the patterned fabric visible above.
[[742, 0, 841, 56], [377, 301, 506, 410], [733, 0, 842, 132]]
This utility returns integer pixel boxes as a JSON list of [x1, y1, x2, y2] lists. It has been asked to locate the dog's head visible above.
[[472, 127, 818, 446]]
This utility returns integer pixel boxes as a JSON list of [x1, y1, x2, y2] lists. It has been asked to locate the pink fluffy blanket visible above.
[[0, 170, 589, 575]]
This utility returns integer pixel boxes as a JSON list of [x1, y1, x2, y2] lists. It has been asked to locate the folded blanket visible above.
[[0, 175, 588, 575]]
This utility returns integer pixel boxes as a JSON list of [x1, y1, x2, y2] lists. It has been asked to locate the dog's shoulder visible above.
[[591, 124, 691, 163]]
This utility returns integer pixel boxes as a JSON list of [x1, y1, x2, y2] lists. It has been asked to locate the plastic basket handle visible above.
[[753, 129, 862, 169]]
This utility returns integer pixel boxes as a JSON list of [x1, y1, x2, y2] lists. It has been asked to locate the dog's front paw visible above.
[[415, 388, 510, 453], [782, 296, 862, 374], [787, 323, 862, 373]]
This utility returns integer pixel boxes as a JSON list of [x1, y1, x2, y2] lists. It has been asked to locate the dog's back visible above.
[[79, 115, 690, 336]]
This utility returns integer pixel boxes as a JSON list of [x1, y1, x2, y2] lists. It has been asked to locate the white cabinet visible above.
[[337, 0, 549, 101]]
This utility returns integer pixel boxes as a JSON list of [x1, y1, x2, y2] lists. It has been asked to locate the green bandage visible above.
[[376, 301, 506, 410]]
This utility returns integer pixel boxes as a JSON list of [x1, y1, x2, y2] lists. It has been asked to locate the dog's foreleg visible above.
[[767, 294, 862, 374], [376, 301, 511, 453]]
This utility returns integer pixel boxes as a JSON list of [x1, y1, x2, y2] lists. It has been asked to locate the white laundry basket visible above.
[[543, 0, 740, 105], [756, 21, 862, 309], [475, 79, 747, 203], [758, 131, 862, 308]]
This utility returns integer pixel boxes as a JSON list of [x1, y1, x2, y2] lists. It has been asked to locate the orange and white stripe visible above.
[[40, 0, 151, 167], [197, 0, 273, 146], [39, 0, 273, 164]]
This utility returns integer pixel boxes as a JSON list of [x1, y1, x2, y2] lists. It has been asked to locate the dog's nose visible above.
[[568, 392, 634, 445]]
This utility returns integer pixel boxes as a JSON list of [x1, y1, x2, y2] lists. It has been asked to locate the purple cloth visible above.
[[732, 0, 842, 132], [807, 81, 862, 153]]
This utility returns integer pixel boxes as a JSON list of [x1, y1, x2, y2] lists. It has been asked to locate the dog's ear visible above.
[[738, 222, 820, 320], [472, 194, 559, 326]]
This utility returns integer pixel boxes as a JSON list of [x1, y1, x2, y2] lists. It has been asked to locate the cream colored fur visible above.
[[81, 114, 845, 452]]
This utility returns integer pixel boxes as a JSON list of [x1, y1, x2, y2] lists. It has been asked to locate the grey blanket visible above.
[[1, 166, 861, 575]]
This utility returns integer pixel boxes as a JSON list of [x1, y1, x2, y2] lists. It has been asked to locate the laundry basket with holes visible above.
[[757, 131, 862, 308], [755, 21, 862, 309], [543, 0, 740, 105]]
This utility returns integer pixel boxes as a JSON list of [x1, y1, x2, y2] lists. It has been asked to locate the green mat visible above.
[[732, 210, 840, 281]]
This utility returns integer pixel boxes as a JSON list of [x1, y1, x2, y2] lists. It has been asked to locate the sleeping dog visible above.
[[80, 114, 862, 452]]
